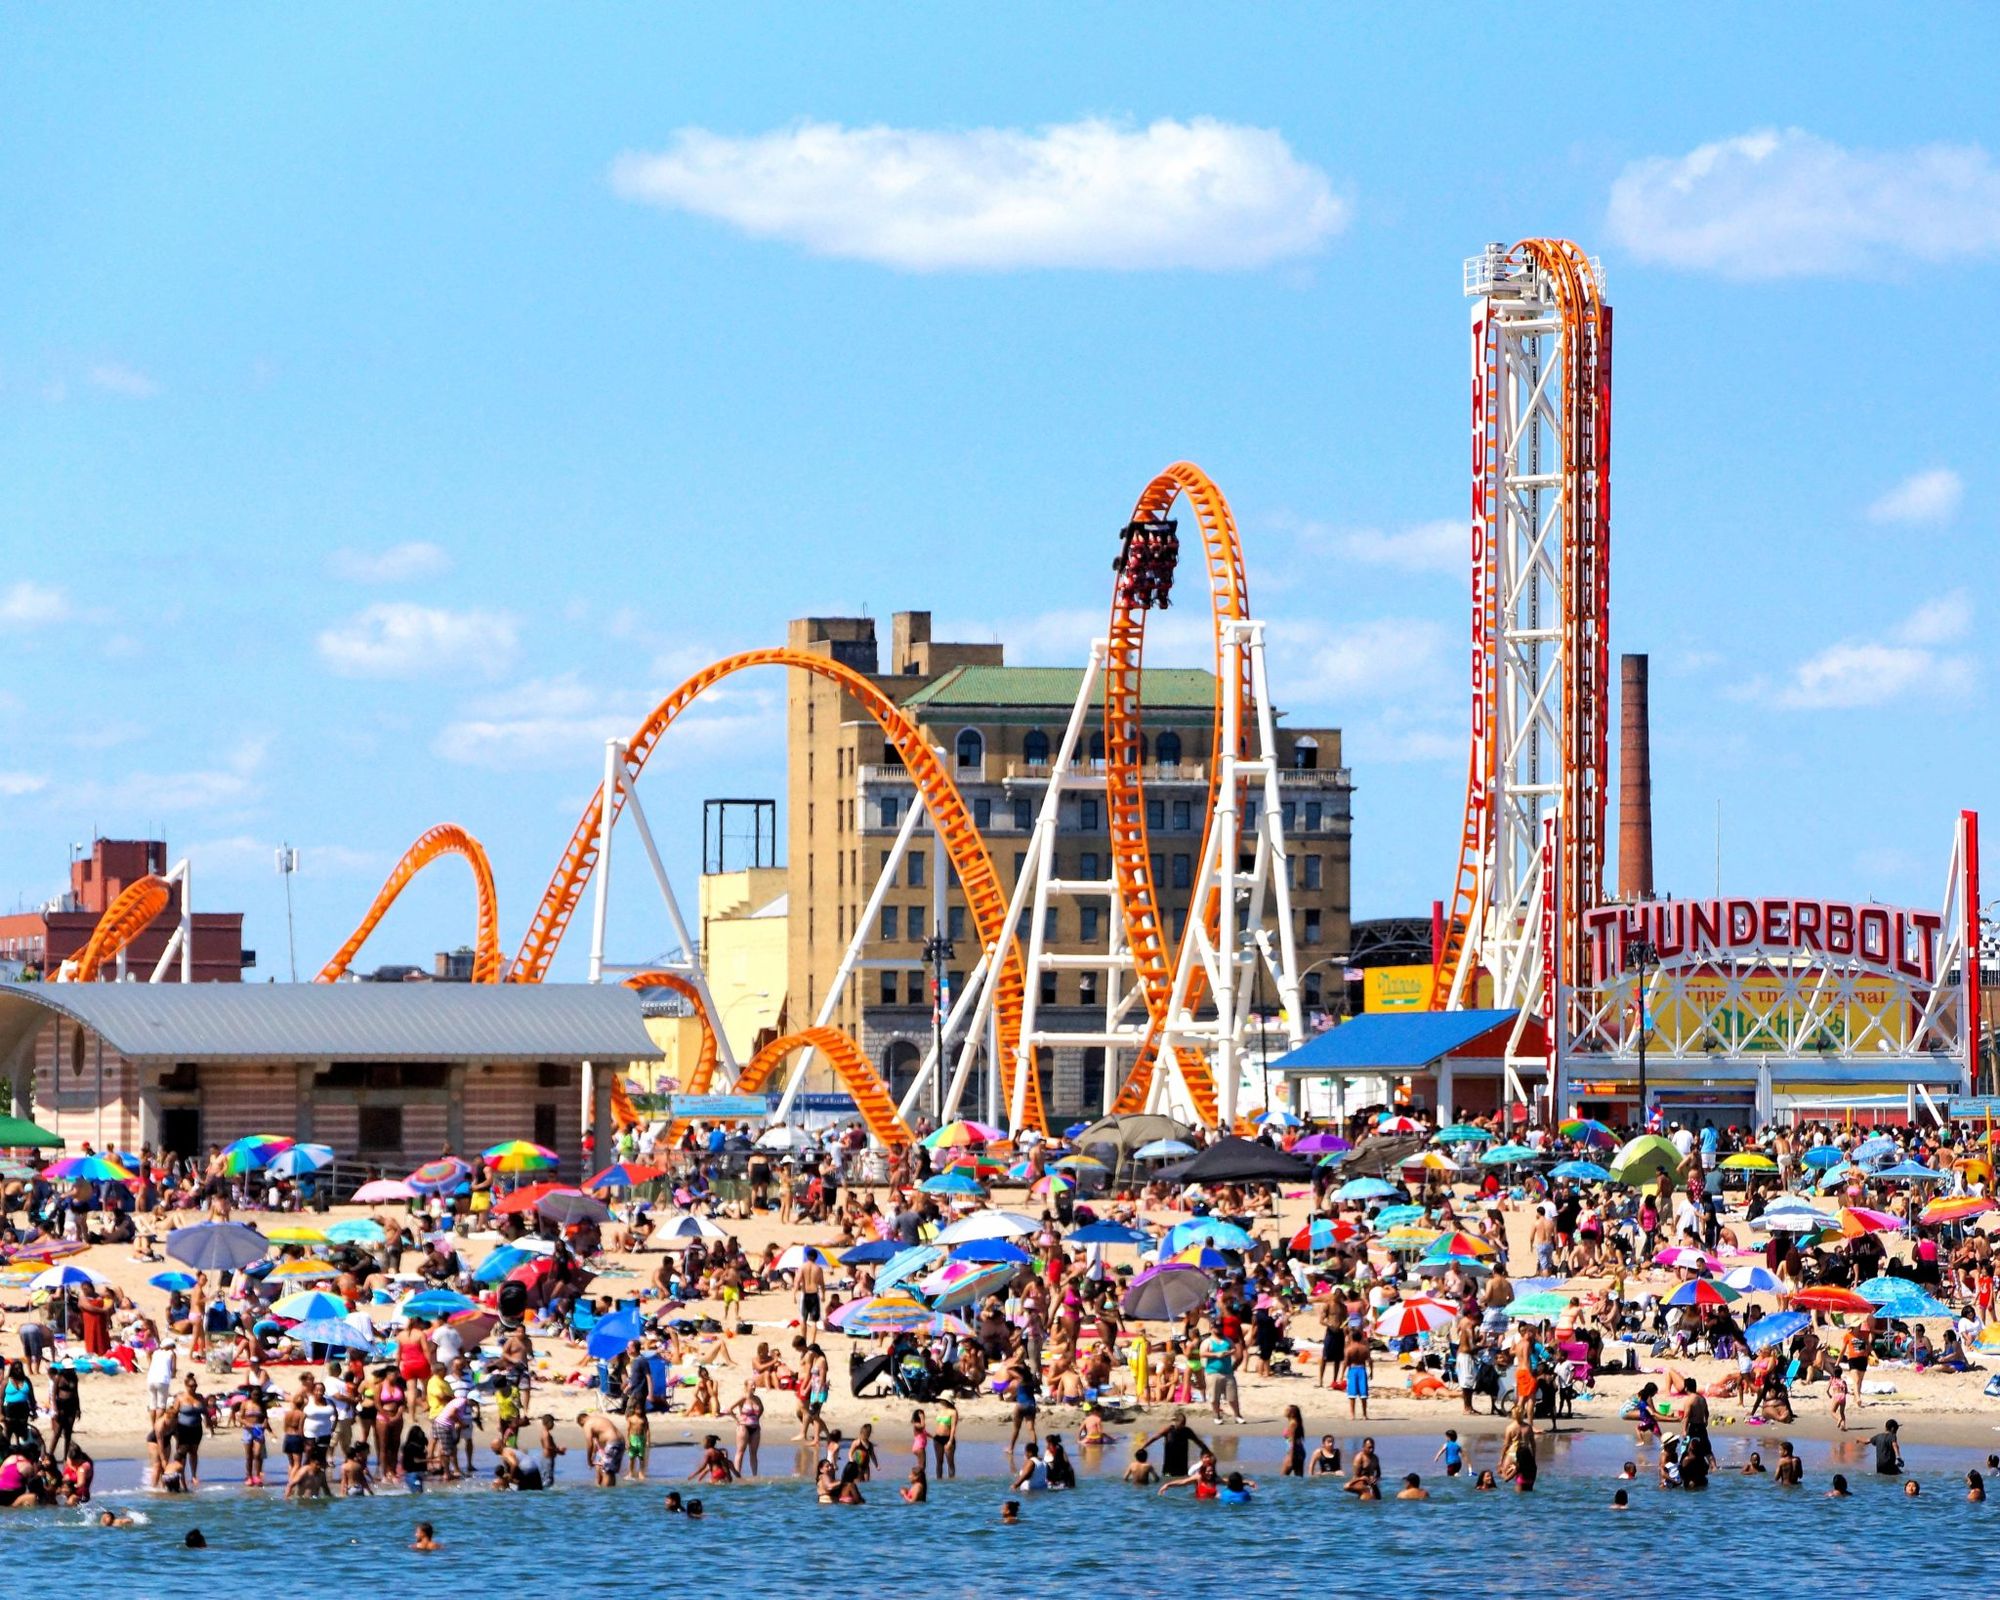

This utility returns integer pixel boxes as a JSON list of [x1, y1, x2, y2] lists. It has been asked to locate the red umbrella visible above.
[[1790, 1284, 1875, 1315], [492, 1182, 566, 1216]]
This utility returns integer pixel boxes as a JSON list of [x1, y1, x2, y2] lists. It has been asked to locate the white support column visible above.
[[899, 949, 989, 1125], [587, 739, 619, 986]]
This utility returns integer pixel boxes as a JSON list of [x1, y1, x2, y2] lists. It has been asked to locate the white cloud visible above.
[[434, 671, 782, 771], [87, 362, 161, 398], [0, 581, 72, 628], [0, 772, 49, 797], [1269, 616, 1453, 704], [1771, 590, 1974, 708], [611, 117, 1346, 272], [317, 602, 517, 679], [181, 833, 381, 878], [1322, 519, 1464, 575], [330, 542, 454, 583], [1868, 467, 1963, 526], [1608, 128, 2000, 278]]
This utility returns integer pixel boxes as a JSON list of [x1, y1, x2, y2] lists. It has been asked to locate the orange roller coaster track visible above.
[[511, 648, 1040, 1136], [60, 875, 173, 983], [622, 970, 719, 1098], [733, 1026, 915, 1147], [316, 824, 504, 984], [1104, 462, 1254, 1124]]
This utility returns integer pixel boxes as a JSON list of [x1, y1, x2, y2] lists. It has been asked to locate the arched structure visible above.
[[511, 648, 1041, 1135], [59, 876, 172, 983], [317, 824, 503, 984], [733, 1026, 915, 1146], [1105, 462, 1255, 1123], [622, 969, 719, 1099]]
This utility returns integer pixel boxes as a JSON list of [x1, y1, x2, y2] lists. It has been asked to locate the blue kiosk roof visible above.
[[1272, 1009, 1521, 1075]]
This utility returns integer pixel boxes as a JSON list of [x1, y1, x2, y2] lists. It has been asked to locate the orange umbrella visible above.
[[492, 1182, 567, 1216], [1789, 1284, 1875, 1315]]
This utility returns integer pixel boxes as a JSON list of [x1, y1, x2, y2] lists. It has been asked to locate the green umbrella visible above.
[[0, 1115, 61, 1149], [1610, 1134, 1684, 1186]]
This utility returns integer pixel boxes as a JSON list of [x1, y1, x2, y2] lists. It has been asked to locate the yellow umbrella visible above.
[[266, 1257, 340, 1279], [264, 1224, 330, 1244], [1720, 1153, 1778, 1172]]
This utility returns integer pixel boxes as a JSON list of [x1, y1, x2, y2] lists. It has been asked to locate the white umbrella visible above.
[[776, 1244, 832, 1272], [756, 1126, 813, 1150], [30, 1264, 105, 1293], [932, 1210, 1039, 1246], [659, 1212, 730, 1242]]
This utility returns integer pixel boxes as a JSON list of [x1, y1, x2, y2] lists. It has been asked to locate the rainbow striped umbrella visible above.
[[1665, 1278, 1741, 1308], [482, 1141, 558, 1173], [1422, 1230, 1496, 1260], [220, 1134, 294, 1175], [43, 1154, 133, 1183], [1837, 1206, 1906, 1237], [1921, 1194, 1993, 1227], [922, 1120, 1004, 1150], [408, 1158, 471, 1193], [1029, 1174, 1073, 1199], [1557, 1119, 1618, 1148]]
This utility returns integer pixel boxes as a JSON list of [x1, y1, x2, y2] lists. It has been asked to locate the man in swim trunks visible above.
[[797, 1256, 825, 1336], [1342, 1329, 1372, 1419], [578, 1411, 626, 1486]]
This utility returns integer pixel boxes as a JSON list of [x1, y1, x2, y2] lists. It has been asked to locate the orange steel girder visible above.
[[510, 648, 1041, 1135], [622, 969, 719, 1097], [733, 1026, 916, 1147], [61, 875, 173, 982], [1105, 462, 1254, 1124], [316, 824, 503, 984]]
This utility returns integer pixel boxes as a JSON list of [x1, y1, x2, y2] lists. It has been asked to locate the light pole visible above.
[[922, 931, 954, 1127], [1624, 938, 1657, 1130]]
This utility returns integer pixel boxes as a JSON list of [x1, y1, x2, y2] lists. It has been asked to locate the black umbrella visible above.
[[1162, 1136, 1312, 1185]]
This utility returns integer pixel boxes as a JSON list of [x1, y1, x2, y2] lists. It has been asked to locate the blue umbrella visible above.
[[1874, 1161, 1945, 1182], [1336, 1177, 1397, 1201], [1850, 1137, 1897, 1166], [1746, 1311, 1810, 1352], [325, 1219, 386, 1246], [1722, 1265, 1782, 1294], [271, 1290, 351, 1322], [1480, 1143, 1539, 1165], [918, 1170, 987, 1197], [1163, 1218, 1257, 1254], [1066, 1221, 1152, 1247], [1857, 1277, 1954, 1319], [1257, 1110, 1303, 1129], [265, 1143, 335, 1178], [473, 1246, 537, 1284], [167, 1221, 270, 1272], [1292, 1218, 1343, 1253], [1373, 1204, 1428, 1228], [1063, 1123, 1089, 1140], [1550, 1160, 1612, 1182], [1817, 1163, 1856, 1190], [875, 1245, 945, 1292], [287, 1318, 376, 1352], [949, 1238, 1032, 1265], [840, 1239, 904, 1266], [402, 1289, 476, 1319], [1801, 1146, 1846, 1169], [586, 1308, 650, 1359], [1134, 1139, 1197, 1161], [149, 1271, 196, 1293]]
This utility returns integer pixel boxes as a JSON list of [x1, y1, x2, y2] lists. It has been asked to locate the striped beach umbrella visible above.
[[482, 1141, 558, 1173]]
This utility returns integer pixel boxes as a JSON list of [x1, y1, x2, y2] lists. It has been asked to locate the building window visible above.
[[948, 906, 966, 942], [1293, 736, 1319, 771], [1023, 728, 1050, 766], [1245, 799, 1259, 828], [879, 970, 898, 1005], [880, 906, 899, 941], [1013, 852, 1026, 878], [1156, 730, 1182, 768], [1172, 800, 1192, 831], [1044, 906, 1059, 941], [1079, 851, 1099, 879], [533, 1103, 559, 1149], [1080, 905, 1100, 943], [1172, 906, 1187, 940], [1087, 731, 1105, 767], [909, 904, 927, 940], [1040, 971, 1058, 1005], [1172, 853, 1192, 890], [878, 797, 899, 829], [1035, 1048, 1055, 1115], [907, 851, 924, 888], [1013, 797, 1033, 832], [956, 729, 984, 770], [1305, 801, 1323, 830], [357, 1105, 403, 1153], [1282, 801, 1297, 830], [1304, 910, 1323, 943], [1304, 971, 1323, 1006], [1079, 973, 1099, 1007], [1149, 852, 1163, 884], [974, 798, 991, 830], [1081, 1046, 1106, 1108], [1304, 855, 1323, 890], [1147, 799, 1165, 830], [1080, 798, 1100, 831]]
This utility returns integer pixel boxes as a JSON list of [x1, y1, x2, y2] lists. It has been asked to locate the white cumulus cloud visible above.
[[330, 542, 454, 583], [0, 581, 72, 628], [87, 361, 162, 398], [1772, 589, 1974, 708], [0, 772, 49, 797], [610, 117, 1347, 272], [317, 602, 517, 679], [1325, 519, 1464, 575], [1867, 467, 1964, 526], [1609, 128, 2000, 278], [434, 672, 781, 771]]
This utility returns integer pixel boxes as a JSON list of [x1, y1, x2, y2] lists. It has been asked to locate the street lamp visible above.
[[1623, 939, 1657, 1130], [922, 931, 954, 1125]]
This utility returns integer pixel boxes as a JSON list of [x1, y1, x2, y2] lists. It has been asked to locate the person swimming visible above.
[[1216, 1471, 1256, 1504], [1610, 1489, 1630, 1510]]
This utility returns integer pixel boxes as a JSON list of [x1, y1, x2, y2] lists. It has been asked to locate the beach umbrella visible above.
[[585, 1307, 649, 1359], [1746, 1311, 1811, 1352], [1170, 1244, 1235, 1272], [1257, 1109, 1304, 1129], [12, 1239, 87, 1262], [219, 1134, 294, 1175], [351, 1179, 417, 1203], [483, 1141, 558, 1173], [1134, 1139, 1198, 1161], [1381, 1227, 1443, 1252], [1557, 1118, 1618, 1148], [1850, 1136, 1897, 1167], [875, 1245, 946, 1292], [266, 1258, 340, 1280], [471, 1246, 538, 1284], [167, 1221, 270, 1272], [1666, 1279, 1741, 1308], [493, 1182, 566, 1216], [271, 1290, 351, 1322], [1856, 1277, 1954, 1319], [1290, 1218, 1352, 1253], [1754, 1202, 1834, 1233], [1790, 1285, 1876, 1315], [1609, 1135, 1682, 1186], [408, 1158, 471, 1194], [403, 1289, 477, 1320], [1434, 1124, 1494, 1144], [1376, 1297, 1456, 1338], [1423, 1231, 1496, 1260], [929, 1261, 1022, 1312], [658, 1213, 731, 1243], [1800, 1146, 1846, 1169], [919, 1169, 988, 1198], [263, 1223, 330, 1245], [1722, 1265, 1782, 1293], [1836, 1207, 1906, 1237], [1720, 1152, 1778, 1172], [43, 1154, 134, 1183], [1501, 1291, 1573, 1320], [1551, 1160, 1613, 1182], [1336, 1177, 1397, 1202], [839, 1240, 904, 1266], [1921, 1195, 1993, 1227], [287, 1318, 376, 1353], [942, 1151, 1008, 1179], [1067, 1221, 1153, 1248], [1377, 1115, 1422, 1134], [1653, 1247, 1722, 1272], [325, 1219, 386, 1247], [833, 1295, 972, 1338], [1029, 1175, 1073, 1199], [264, 1142, 335, 1179], [29, 1264, 104, 1292], [1163, 1218, 1257, 1254], [1479, 1143, 1538, 1165], [1817, 1162, 1857, 1190], [585, 1163, 668, 1191], [1053, 1154, 1107, 1172], [932, 1211, 1038, 1245], [1373, 1204, 1429, 1228], [1291, 1133, 1351, 1157], [1120, 1263, 1216, 1322], [776, 1244, 832, 1272], [1411, 1151, 1462, 1173], [755, 1126, 814, 1151], [1415, 1255, 1492, 1279], [949, 1238, 1033, 1265], [1874, 1161, 1946, 1183], [538, 1189, 613, 1226], [923, 1120, 1003, 1150], [148, 1271, 197, 1293]]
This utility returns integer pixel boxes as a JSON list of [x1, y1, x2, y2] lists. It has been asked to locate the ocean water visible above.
[[39, 1428, 2000, 1598]]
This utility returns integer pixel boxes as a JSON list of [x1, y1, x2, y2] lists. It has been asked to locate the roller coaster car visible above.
[[1113, 518, 1179, 611]]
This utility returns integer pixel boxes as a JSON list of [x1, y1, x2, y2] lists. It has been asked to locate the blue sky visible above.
[[3, 4, 1996, 978]]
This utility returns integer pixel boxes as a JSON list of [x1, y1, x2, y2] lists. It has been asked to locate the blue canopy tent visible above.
[[1269, 1009, 1542, 1125]]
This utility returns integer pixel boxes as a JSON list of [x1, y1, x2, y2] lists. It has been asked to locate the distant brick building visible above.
[[0, 839, 250, 982]]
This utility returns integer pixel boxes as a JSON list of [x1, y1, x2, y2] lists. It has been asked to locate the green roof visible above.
[[902, 665, 1216, 711]]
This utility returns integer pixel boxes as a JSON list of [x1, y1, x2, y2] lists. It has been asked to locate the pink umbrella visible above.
[[352, 1179, 417, 1203], [1652, 1247, 1722, 1272]]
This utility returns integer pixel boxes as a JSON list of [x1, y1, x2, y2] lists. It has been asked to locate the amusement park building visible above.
[[784, 610, 1350, 1121]]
